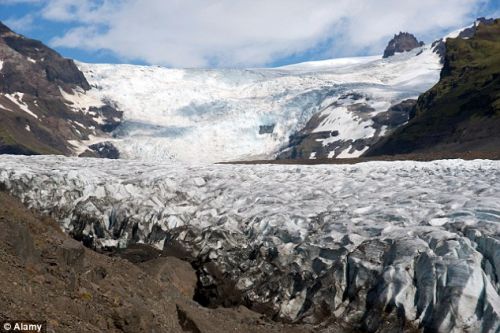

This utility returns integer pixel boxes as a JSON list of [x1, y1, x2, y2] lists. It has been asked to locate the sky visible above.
[[0, 0, 498, 68]]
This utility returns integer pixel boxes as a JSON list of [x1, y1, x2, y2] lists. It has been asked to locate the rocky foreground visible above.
[[0, 192, 317, 333], [0, 156, 499, 332]]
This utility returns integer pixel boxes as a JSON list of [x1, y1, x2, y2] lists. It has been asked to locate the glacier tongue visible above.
[[0, 155, 499, 332], [78, 46, 441, 162]]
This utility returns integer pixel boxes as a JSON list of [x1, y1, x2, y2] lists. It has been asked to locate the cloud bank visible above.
[[7, 0, 495, 67]]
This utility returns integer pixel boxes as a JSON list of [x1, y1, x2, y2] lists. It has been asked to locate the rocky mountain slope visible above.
[[1, 155, 498, 332], [366, 19, 500, 156], [0, 22, 121, 157], [0, 191, 318, 333]]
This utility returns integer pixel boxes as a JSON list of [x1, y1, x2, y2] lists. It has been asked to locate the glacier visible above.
[[0, 155, 498, 332], [75, 45, 441, 162]]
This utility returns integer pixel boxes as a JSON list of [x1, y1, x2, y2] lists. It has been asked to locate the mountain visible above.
[[0, 20, 494, 163], [366, 19, 500, 157], [0, 21, 443, 163], [0, 22, 121, 157], [79, 46, 441, 162], [383, 32, 424, 58]]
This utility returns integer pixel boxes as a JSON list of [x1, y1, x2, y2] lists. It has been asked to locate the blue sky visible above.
[[0, 1, 125, 64], [0, 0, 498, 67]]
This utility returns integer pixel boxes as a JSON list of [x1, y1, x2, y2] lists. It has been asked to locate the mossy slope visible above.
[[366, 19, 500, 156]]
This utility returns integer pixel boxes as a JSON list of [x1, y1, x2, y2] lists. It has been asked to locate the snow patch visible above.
[[59, 87, 105, 112], [68, 135, 110, 156], [337, 146, 369, 158], [314, 106, 375, 141], [4, 93, 39, 119], [71, 120, 85, 128], [0, 101, 13, 112]]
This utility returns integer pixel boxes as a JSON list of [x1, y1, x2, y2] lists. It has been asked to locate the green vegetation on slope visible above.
[[366, 19, 500, 156], [0, 110, 68, 155]]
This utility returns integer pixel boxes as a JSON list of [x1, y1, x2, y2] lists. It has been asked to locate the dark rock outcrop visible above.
[[0, 27, 90, 91], [383, 32, 424, 58], [431, 39, 447, 63], [80, 142, 120, 159], [259, 124, 275, 134], [0, 22, 89, 96], [372, 99, 416, 127]]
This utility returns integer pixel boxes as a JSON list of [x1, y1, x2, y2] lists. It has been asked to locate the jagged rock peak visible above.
[[383, 32, 424, 58]]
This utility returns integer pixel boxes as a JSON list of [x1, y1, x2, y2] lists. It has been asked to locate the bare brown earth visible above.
[[221, 151, 500, 165], [0, 192, 323, 333]]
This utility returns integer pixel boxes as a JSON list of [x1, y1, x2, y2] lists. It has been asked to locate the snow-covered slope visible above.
[[0, 155, 498, 332], [78, 44, 441, 162]]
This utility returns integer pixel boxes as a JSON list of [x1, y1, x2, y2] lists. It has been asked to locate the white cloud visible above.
[[43, 0, 492, 67], [40, 0, 121, 23], [3, 13, 35, 32]]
